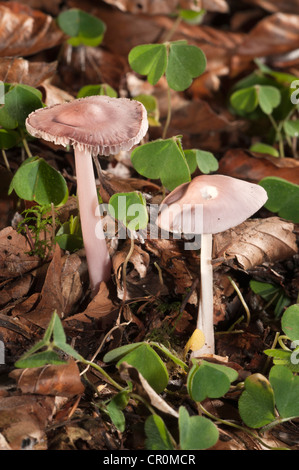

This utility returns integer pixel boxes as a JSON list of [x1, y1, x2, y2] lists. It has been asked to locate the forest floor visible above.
[[0, 0, 298, 451]]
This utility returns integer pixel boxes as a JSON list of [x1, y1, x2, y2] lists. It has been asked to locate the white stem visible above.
[[74, 147, 111, 292], [194, 233, 215, 356]]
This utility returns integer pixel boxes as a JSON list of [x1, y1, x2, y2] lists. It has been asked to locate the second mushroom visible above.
[[26, 96, 148, 294], [156, 174, 268, 356]]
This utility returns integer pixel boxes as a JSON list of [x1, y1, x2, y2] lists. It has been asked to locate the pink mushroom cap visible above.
[[26, 95, 148, 156], [157, 174, 268, 235]]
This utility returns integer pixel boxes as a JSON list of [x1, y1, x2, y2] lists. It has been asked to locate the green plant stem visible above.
[[268, 114, 284, 158], [1, 149, 11, 171], [198, 403, 290, 450], [162, 16, 183, 42], [20, 129, 33, 158], [80, 358, 124, 391], [277, 335, 291, 351], [228, 276, 251, 327], [162, 85, 172, 139]]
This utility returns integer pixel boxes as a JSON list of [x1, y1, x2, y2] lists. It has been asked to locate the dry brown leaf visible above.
[[101, 0, 228, 14], [243, 0, 299, 14], [218, 149, 299, 185], [145, 238, 198, 298], [168, 98, 240, 137], [38, 79, 75, 107], [21, 244, 64, 328], [231, 12, 299, 75], [64, 281, 119, 324], [57, 43, 127, 93], [98, 171, 161, 204], [0, 1, 65, 57], [113, 240, 150, 284], [23, 0, 62, 15], [214, 217, 298, 271], [0, 57, 57, 87], [18, 245, 88, 328], [0, 394, 57, 450], [0, 227, 40, 280], [10, 360, 85, 397], [0, 274, 33, 308]]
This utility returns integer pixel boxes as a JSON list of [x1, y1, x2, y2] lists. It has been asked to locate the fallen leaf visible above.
[[21, 244, 64, 328], [0, 1, 65, 57], [0, 57, 57, 87], [64, 281, 119, 324], [218, 149, 299, 185], [57, 43, 127, 93], [184, 328, 205, 357], [0, 274, 33, 308], [113, 240, 150, 293], [232, 13, 299, 73], [0, 394, 58, 450], [102, 0, 229, 14], [214, 217, 298, 271], [38, 79, 75, 107], [0, 227, 40, 279], [23, 0, 62, 15], [145, 238, 198, 298], [10, 360, 85, 397], [243, 0, 299, 14]]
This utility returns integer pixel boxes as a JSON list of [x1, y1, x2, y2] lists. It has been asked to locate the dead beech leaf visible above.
[[21, 244, 64, 328], [64, 281, 119, 324], [58, 43, 126, 93], [102, 0, 228, 14], [243, 0, 299, 14], [119, 362, 179, 418], [0, 57, 57, 87], [214, 217, 298, 271], [98, 171, 161, 204], [0, 274, 33, 308], [38, 79, 75, 107], [234, 13, 299, 59], [10, 360, 85, 397], [218, 149, 299, 185], [113, 240, 150, 283], [0, 394, 64, 450], [145, 238, 198, 298], [0, 1, 65, 57], [92, 2, 242, 62], [0, 227, 40, 279], [23, 0, 62, 16]]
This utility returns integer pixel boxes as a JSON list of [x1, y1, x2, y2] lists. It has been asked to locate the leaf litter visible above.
[[0, 0, 298, 451]]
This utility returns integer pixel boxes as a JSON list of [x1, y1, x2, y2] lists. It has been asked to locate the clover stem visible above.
[[20, 129, 33, 158], [162, 85, 172, 139], [268, 114, 284, 157], [1, 149, 10, 171]]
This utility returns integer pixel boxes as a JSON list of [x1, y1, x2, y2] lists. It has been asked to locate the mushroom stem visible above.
[[74, 147, 111, 292], [194, 232, 215, 355]]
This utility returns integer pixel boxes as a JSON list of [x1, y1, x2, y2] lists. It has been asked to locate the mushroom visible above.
[[26, 96, 148, 293], [156, 174, 268, 356]]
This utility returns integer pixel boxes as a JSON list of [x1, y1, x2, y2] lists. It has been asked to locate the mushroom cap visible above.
[[26, 96, 148, 156], [156, 174, 268, 235]]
